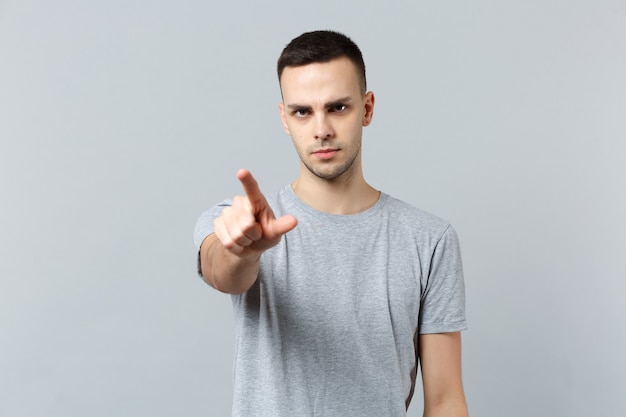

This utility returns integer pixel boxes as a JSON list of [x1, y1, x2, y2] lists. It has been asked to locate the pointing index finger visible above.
[[237, 169, 265, 205]]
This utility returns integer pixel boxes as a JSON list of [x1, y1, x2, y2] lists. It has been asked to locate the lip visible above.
[[313, 149, 339, 160]]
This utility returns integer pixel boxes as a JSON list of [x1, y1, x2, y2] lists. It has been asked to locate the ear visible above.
[[278, 102, 291, 135], [362, 91, 375, 127]]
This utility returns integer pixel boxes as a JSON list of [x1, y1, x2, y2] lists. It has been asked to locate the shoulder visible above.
[[381, 194, 452, 235], [377, 194, 463, 254]]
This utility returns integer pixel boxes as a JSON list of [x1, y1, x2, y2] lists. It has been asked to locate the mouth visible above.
[[313, 148, 339, 160]]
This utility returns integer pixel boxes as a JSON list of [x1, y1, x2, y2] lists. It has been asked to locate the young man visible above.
[[194, 30, 468, 417]]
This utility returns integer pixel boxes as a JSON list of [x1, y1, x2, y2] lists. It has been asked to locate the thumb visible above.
[[267, 215, 298, 238]]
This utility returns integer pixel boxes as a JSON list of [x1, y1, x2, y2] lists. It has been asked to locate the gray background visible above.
[[1, 0, 625, 416]]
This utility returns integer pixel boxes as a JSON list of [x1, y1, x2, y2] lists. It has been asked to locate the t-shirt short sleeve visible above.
[[418, 225, 467, 334]]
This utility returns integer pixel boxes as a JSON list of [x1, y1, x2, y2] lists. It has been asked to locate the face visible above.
[[279, 57, 374, 182]]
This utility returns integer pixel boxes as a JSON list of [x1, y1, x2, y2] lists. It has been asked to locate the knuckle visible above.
[[219, 207, 234, 223], [213, 218, 225, 235], [232, 195, 246, 207], [219, 233, 237, 250], [234, 194, 254, 212]]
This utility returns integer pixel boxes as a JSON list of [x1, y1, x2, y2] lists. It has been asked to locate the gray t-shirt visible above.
[[194, 185, 467, 417]]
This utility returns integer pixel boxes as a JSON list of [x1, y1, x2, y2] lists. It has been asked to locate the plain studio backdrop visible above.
[[1, 1, 625, 416]]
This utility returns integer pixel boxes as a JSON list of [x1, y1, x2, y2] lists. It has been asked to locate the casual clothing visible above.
[[194, 185, 467, 417]]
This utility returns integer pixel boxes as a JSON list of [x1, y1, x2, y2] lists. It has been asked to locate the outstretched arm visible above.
[[420, 332, 469, 417], [198, 169, 297, 294]]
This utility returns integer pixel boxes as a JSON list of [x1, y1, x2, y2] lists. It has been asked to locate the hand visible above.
[[213, 169, 297, 257]]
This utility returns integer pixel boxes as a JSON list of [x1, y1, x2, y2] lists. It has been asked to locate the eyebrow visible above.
[[286, 96, 353, 111]]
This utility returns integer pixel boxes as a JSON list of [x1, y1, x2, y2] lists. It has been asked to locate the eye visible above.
[[293, 108, 309, 117], [330, 104, 347, 113]]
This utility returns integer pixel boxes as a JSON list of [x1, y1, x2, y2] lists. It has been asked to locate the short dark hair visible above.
[[277, 30, 367, 94]]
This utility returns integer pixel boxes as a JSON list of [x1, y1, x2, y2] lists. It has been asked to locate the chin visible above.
[[310, 165, 353, 181]]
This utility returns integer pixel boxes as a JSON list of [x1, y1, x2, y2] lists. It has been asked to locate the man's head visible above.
[[277, 31, 375, 184], [277, 30, 367, 95]]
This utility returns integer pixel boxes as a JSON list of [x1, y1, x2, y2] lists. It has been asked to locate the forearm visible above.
[[421, 332, 468, 417], [423, 399, 468, 417], [199, 234, 261, 294]]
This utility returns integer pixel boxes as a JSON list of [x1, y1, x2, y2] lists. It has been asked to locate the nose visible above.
[[314, 114, 334, 140]]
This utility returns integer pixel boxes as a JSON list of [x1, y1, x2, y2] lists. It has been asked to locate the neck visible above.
[[291, 167, 380, 215]]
